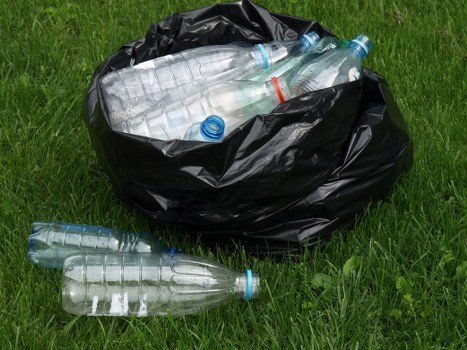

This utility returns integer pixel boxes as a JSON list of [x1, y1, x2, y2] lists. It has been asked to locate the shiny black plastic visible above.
[[83, 0, 413, 255]]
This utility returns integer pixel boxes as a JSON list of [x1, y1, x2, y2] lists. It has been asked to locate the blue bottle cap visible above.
[[300, 31, 320, 51], [200, 115, 225, 141], [168, 247, 183, 254]]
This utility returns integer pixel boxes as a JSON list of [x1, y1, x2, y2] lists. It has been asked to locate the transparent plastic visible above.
[[113, 35, 371, 141], [246, 36, 346, 82], [114, 77, 291, 140], [101, 33, 317, 126], [29, 222, 166, 268], [62, 253, 260, 317], [289, 34, 372, 95]]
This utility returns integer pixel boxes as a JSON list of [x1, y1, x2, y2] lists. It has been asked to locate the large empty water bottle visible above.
[[115, 75, 290, 139], [62, 253, 260, 316], [289, 34, 372, 95], [101, 32, 320, 126], [114, 34, 371, 141], [29, 222, 169, 268]]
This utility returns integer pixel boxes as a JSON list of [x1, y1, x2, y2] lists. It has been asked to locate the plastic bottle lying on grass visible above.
[[29, 222, 175, 268], [62, 252, 260, 317]]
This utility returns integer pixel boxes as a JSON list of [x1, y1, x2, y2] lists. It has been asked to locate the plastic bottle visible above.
[[62, 253, 260, 317], [246, 36, 348, 82], [289, 34, 372, 95], [183, 115, 225, 142], [115, 76, 290, 140], [115, 34, 371, 141], [29, 222, 170, 268], [100, 32, 320, 126]]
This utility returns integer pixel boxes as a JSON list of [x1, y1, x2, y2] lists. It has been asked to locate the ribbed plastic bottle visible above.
[[62, 253, 260, 317], [114, 74, 292, 140], [115, 34, 371, 141], [100, 32, 319, 126], [246, 36, 348, 82], [29, 222, 169, 268]]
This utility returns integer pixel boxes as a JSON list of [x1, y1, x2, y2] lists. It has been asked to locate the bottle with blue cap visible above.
[[183, 115, 225, 142], [62, 252, 260, 316], [289, 34, 372, 95], [101, 32, 320, 126], [29, 222, 175, 269], [114, 72, 289, 140], [117, 34, 372, 141]]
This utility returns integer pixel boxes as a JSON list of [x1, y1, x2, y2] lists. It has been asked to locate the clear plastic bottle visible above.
[[62, 253, 260, 317], [289, 34, 372, 95], [29, 222, 169, 268], [115, 75, 291, 140], [115, 34, 371, 141], [100, 32, 319, 126], [246, 36, 348, 82], [183, 115, 225, 142]]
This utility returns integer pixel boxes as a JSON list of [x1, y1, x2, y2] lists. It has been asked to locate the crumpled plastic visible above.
[[82, 0, 413, 255]]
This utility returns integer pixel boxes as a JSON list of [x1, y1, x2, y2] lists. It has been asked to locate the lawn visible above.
[[0, 0, 465, 349]]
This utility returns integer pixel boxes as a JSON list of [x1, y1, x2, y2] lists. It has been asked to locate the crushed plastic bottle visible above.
[[29, 222, 170, 268], [62, 253, 260, 317], [101, 32, 320, 126]]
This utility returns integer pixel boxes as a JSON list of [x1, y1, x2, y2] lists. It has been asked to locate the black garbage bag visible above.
[[83, 0, 413, 255]]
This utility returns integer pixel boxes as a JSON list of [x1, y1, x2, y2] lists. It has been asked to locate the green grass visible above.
[[1, 0, 466, 348]]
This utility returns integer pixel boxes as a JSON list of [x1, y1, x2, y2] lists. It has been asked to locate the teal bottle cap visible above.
[[300, 31, 320, 51]]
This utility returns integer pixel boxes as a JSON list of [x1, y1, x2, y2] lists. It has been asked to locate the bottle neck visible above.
[[349, 40, 368, 59], [234, 271, 260, 300], [254, 44, 271, 69], [299, 32, 320, 52], [254, 42, 299, 69], [269, 76, 291, 104]]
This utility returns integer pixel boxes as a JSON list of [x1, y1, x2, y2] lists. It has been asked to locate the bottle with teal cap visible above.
[[28, 222, 174, 269], [101, 32, 321, 126], [62, 252, 260, 317]]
